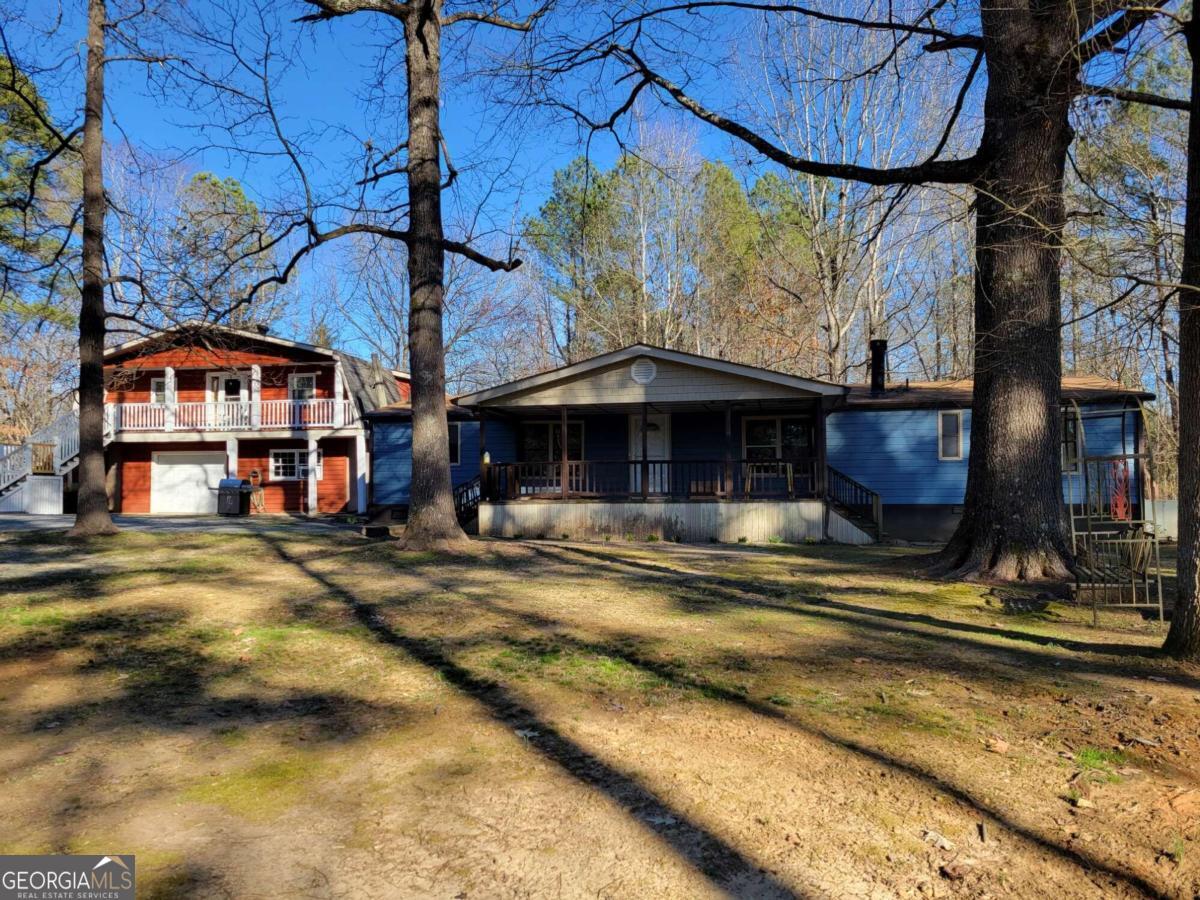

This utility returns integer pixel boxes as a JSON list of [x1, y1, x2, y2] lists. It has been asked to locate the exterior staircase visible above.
[[825, 466, 884, 542], [453, 475, 482, 533], [0, 410, 111, 513]]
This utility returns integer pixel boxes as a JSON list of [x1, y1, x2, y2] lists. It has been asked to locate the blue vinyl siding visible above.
[[371, 420, 486, 505], [371, 403, 1140, 508], [827, 409, 971, 505], [827, 404, 1138, 506], [672, 411, 727, 460], [581, 414, 628, 460]]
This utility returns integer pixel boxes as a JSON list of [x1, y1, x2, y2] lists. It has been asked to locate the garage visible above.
[[150, 451, 226, 514]]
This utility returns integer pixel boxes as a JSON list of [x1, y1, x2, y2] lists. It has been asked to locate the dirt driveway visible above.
[[1, 529, 1197, 898]]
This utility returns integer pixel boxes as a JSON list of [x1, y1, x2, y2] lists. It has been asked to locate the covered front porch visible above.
[[477, 400, 830, 502], [455, 345, 880, 544]]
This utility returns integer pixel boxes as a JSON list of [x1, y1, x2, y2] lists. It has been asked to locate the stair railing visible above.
[[0, 444, 32, 493], [825, 466, 883, 537]]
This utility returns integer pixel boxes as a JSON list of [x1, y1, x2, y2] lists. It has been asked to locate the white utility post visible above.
[[306, 438, 319, 516], [355, 431, 368, 514], [226, 438, 238, 479], [333, 361, 345, 428], [250, 364, 262, 428], [164, 367, 176, 431]]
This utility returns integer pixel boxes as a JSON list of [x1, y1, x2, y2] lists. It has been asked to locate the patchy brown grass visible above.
[[0, 529, 1197, 898]]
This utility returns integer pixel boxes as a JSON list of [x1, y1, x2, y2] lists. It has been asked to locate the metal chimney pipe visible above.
[[869, 339, 888, 394]]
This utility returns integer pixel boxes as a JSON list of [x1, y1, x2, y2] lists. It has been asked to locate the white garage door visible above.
[[151, 452, 226, 514]]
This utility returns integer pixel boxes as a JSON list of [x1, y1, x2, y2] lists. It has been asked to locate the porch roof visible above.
[[454, 344, 846, 410]]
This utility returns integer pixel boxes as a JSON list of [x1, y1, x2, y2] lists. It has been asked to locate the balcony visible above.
[[106, 399, 359, 433]]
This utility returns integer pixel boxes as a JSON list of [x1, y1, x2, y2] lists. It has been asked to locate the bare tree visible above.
[[179, 0, 543, 548]]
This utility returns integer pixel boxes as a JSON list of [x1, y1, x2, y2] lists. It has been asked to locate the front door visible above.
[[207, 373, 247, 428], [629, 414, 670, 493]]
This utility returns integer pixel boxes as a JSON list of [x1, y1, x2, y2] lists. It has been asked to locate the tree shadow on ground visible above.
[[260, 535, 805, 899], [465, 585, 1172, 898], [538, 544, 1187, 674], [268, 536, 1171, 900]]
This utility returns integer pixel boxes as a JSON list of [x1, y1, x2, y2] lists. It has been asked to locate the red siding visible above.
[[106, 365, 335, 404], [237, 438, 350, 515], [107, 437, 351, 515], [111, 441, 215, 513]]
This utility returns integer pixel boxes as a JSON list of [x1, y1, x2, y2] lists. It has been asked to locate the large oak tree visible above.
[[536, 1, 1172, 580]]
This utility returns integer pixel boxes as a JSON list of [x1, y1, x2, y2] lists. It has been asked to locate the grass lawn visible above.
[[1, 528, 1198, 898]]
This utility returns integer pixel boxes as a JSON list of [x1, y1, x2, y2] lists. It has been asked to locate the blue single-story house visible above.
[[365, 343, 1152, 543]]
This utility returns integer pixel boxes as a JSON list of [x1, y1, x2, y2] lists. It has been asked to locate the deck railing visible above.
[[106, 399, 357, 433], [483, 458, 820, 501]]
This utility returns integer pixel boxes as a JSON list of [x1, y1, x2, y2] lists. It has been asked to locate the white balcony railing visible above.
[[107, 399, 358, 433]]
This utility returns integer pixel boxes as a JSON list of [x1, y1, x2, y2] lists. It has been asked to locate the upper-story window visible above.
[[150, 378, 167, 404], [289, 373, 317, 401], [938, 410, 964, 461]]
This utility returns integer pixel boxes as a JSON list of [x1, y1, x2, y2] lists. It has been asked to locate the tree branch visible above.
[[610, 44, 985, 185], [1079, 81, 1190, 111], [1077, 1, 1172, 62], [441, 2, 553, 31]]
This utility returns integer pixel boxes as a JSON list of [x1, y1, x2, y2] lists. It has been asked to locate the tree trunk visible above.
[[926, 10, 1075, 580], [400, 0, 467, 549], [1164, 18, 1200, 658], [68, 0, 118, 537]]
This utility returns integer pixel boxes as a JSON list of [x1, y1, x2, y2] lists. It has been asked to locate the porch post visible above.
[[816, 399, 828, 499], [478, 413, 489, 501], [333, 361, 345, 428], [226, 437, 238, 478], [164, 367, 175, 432], [306, 438, 319, 516], [723, 401, 733, 498], [560, 405, 569, 500], [250, 364, 262, 428], [354, 431, 368, 514], [641, 403, 649, 500]]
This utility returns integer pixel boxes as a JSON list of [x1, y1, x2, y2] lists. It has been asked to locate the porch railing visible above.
[[106, 399, 357, 433], [483, 459, 820, 501]]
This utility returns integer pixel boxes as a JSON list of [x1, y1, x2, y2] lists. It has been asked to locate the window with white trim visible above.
[[150, 377, 167, 404], [289, 373, 317, 401], [270, 448, 323, 480], [448, 422, 461, 466], [938, 410, 964, 461]]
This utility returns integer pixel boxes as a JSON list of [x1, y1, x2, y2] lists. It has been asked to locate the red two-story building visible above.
[[93, 323, 408, 515]]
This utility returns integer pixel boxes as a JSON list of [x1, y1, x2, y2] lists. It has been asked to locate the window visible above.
[[742, 416, 813, 461], [270, 448, 323, 481], [289, 373, 317, 401], [150, 378, 167, 404], [938, 410, 964, 461], [207, 373, 245, 402], [1062, 414, 1079, 472], [449, 422, 461, 466], [521, 421, 584, 460]]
